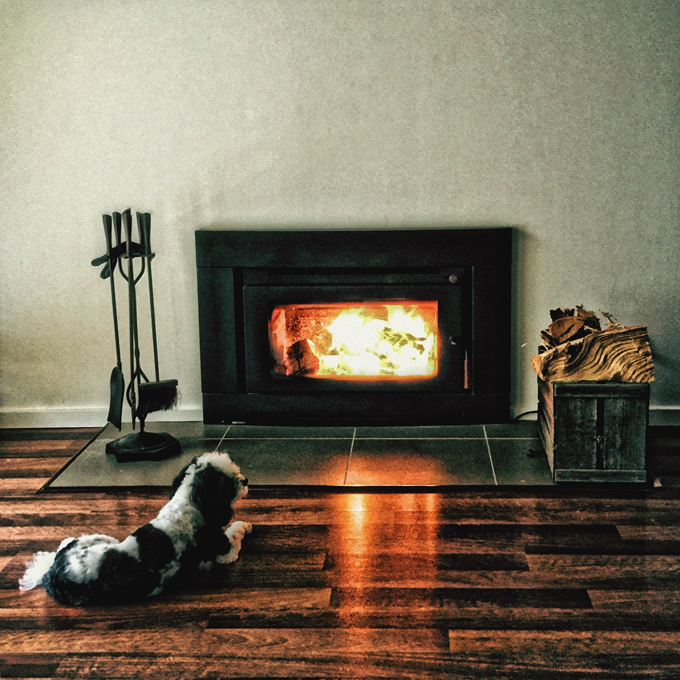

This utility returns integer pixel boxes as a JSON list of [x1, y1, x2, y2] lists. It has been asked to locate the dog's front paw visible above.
[[226, 520, 252, 541], [217, 521, 252, 565]]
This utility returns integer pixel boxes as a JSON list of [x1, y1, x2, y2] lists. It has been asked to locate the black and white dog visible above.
[[19, 452, 251, 606]]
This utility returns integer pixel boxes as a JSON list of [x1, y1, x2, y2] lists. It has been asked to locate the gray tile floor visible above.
[[47, 420, 554, 489]]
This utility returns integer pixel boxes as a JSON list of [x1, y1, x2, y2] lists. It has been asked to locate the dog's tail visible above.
[[19, 551, 57, 591]]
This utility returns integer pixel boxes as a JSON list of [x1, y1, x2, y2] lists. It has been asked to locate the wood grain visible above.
[[532, 323, 654, 383], [0, 427, 679, 677]]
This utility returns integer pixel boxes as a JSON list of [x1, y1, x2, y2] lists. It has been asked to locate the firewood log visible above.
[[532, 322, 654, 383], [548, 317, 591, 345], [285, 339, 320, 376]]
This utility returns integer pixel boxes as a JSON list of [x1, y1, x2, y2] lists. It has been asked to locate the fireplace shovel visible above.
[[102, 214, 125, 429]]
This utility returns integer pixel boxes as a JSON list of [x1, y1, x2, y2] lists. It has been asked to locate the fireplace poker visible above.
[[122, 209, 142, 429]]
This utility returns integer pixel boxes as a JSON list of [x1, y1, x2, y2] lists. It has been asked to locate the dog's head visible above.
[[170, 452, 248, 527]]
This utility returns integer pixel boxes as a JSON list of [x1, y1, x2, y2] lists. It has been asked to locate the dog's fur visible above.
[[19, 452, 251, 606]]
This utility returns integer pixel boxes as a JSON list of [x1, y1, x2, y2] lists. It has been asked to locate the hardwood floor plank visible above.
[[0, 428, 99, 442], [0, 654, 60, 679], [436, 498, 680, 525], [0, 498, 167, 527], [2, 585, 332, 611], [528, 553, 680, 568], [240, 524, 330, 553], [448, 629, 680, 672], [589, 589, 680, 613], [325, 553, 530, 578], [0, 458, 72, 478], [1, 525, 157, 540], [0, 478, 50, 496], [207, 607, 680, 632], [618, 525, 680, 540], [0, 439, 91, 458], [0, 626, 206, 653], [49, 653, 511, 680], [201, 627, 450, 654], [330, 586, 593, 610], [526, 538, 680, 555], [171, 569, 331, 590]]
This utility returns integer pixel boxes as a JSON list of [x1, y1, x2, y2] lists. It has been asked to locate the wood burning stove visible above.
[[195, 228, 512, 425]]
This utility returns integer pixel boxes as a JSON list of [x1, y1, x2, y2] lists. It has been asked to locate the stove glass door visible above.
[[243, 284, 465, 394], [269, 300, 439, 380]]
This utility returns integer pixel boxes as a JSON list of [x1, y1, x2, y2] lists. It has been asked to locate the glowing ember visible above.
[[269, 301, 438, 380]]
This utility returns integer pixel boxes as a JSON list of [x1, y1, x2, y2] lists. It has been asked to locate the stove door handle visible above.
[[449, 338, 470, 391]]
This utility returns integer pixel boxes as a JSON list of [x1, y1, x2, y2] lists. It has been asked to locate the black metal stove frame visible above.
[[195, 228, 512, 425]]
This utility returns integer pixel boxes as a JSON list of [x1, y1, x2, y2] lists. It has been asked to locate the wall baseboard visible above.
[[648, 407, 680, 426], [0, 407, 204, 429]]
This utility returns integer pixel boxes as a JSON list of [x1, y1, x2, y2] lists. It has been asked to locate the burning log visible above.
[[269, 306, 334, 376], [532, 307, 654, 383], [284, 339, 320, 376], [269, 307, 288, 372]]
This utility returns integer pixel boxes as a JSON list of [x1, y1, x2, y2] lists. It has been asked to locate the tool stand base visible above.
[[106, 431, 182, 463]]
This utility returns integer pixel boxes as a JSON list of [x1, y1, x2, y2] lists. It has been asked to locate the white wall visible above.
[[1, 0, 678, 427]]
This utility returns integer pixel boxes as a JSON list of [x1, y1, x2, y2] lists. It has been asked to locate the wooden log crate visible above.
[[538, 379, 649, 483]]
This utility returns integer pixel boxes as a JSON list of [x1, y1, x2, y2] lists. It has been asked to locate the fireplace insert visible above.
[[195, 228, 512, 425]]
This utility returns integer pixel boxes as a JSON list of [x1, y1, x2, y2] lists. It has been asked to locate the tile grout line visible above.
[[223, 437, 354, 441], [217, 436, 537, 441], [354, 436, 537, 441], [483, 425, 498, 486], [213, 425, 231, 453], [343, 428, 357, 485]]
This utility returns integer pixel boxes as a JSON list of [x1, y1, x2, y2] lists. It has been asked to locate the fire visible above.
[[316, 304, 437, 378], [269, 301, 438, 380]]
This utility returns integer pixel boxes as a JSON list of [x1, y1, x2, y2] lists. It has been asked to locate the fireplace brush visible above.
[[92, 209, 180, 463]]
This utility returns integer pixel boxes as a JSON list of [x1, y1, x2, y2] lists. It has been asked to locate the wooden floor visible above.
[[2, 427, 680, 679]]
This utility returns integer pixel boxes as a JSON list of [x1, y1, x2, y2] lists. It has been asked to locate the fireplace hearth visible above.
[[195, 228, 512, 425]]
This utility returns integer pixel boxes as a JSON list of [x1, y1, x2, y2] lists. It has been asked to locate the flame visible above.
[[270, 301, 438, 380], [314, 304, 437, 379]]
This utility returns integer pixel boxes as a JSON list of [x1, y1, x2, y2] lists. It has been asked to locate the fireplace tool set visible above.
[[92, 209, 180, 462]]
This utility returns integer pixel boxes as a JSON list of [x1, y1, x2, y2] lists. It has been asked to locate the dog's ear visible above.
[[190, 465, 236, 527], [169, 458, 198, 499]]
